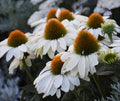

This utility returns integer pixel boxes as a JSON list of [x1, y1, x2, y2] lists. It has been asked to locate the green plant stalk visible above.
[[92, 74, 105, 98], [20, 90, 26, 101], [22, 58, 34, 82], [73, 89, 82, 101]]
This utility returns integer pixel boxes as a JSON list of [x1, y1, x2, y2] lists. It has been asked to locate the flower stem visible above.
[[20, 90, 26, 101], [92, 74, 104, 98], [22, 58, 34, 82], [73, 89, 82, 101]]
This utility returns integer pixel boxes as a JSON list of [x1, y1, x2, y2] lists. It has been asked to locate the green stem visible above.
[[92, 74, 104, 98], [20, 90, 26, 101], [73, 89, 82, 101], [22, 58, 34, 82]]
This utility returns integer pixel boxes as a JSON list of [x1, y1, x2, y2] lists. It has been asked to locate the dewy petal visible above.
[[78, 56, 86, 78], [54, 75, 63, 88], [58, 38, 66, 50], [0, 46, 11, 58], [9, 58, 19, 74], [43, 40, 50, 55], [56, 89, 61, 98], [6, 48, 15, 61], [61, 75, 70, 92], [18, 44, 27, 52]]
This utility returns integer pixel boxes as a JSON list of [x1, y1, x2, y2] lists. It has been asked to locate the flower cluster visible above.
[[0, 8, 120, 100]]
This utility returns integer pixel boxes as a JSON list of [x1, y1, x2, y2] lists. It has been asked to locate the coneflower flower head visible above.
[[47, 8, 57, 21], [7, 30, 28, 47], [50, 55, 64, 75], [74, 30, 100, 55], [87, 13, 105, 28], [44, 19, 67, 40], [58, 9, 74, 22]]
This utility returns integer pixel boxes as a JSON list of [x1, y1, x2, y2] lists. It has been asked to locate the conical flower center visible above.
[[7, 30, 28, 47], [47, 8, 57, 21], [58, 9, 74, 21], [44, 19, 67, 40], [87, 13, 105, 28], [74, 30, 99, 55], [50, 55, 64, 75], [103, 52, 118, 64]]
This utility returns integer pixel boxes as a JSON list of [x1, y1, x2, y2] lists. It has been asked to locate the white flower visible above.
[[78, 13, 120, 40], [60, 30, 100, 81], [61, 46, 98, 81], [27, 19, 78, 59], [55, 8, 88, 30], [0, 30, 31, 62], [9, 54, 35, 74], [34, 54, 80, 98]]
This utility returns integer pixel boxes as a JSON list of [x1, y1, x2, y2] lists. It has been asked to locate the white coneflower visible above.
[[27, 18, 78, 59], [78, 13, 120, 41], [61, 30, 100, 81], [34, 54, 80, 98], [0, 30, 29, 61]]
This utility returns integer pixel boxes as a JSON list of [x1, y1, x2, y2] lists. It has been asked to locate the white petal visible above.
[[6, 48, 15, 61], [56, 8, 61, 18], [61, 52, 72, 62], [68, 75, 80, 86], [61, 54, 79, 72], [56, 89, 61, 98], [48, 48, 54, 59], [54, 75, 63, 88], [14, 48, 23, 59], [18, 44, 27, 52], [9, 59, 19, 74], [78, 56, 86, 78], [61, 75, 70, 92], [58, 38, 66, 50], [43, 40, 50, 55], [0, 46, 11, 58], [49, 86, 57, 96], [50, 40, 57, 52]]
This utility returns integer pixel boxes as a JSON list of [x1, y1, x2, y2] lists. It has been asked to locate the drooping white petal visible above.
[[62, 54, 79, 72], [48, 48, 54, 59], [67, 75, 80, 86], [58, 38, 66, 50], [56, 89, 61, 98], [0, 46, 11, 58], [50, 40, 57, 52], [14, 48, 23, 59], [18, 44, 27, 52], [77, 56, 86, 78], [6, 48, 15, 61], [61, 52, 72, 62], [9, 58, 19, 74], [43, 40, 50, 55], [54, 75, 63, 88], [61, 75, 70, 92]]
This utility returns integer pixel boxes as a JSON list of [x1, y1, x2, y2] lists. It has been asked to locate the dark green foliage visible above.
[[0, 0, 38, 36]]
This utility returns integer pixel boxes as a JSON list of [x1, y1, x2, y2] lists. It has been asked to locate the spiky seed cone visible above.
[[58, 9, 74, 21], [44, 19, 67, 40], [87, 13, 105, 28], [7, 30, 28, 47], [50, 55, 64, 75], [74, 30, 99, 55], [47, 8, 57, 21]]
